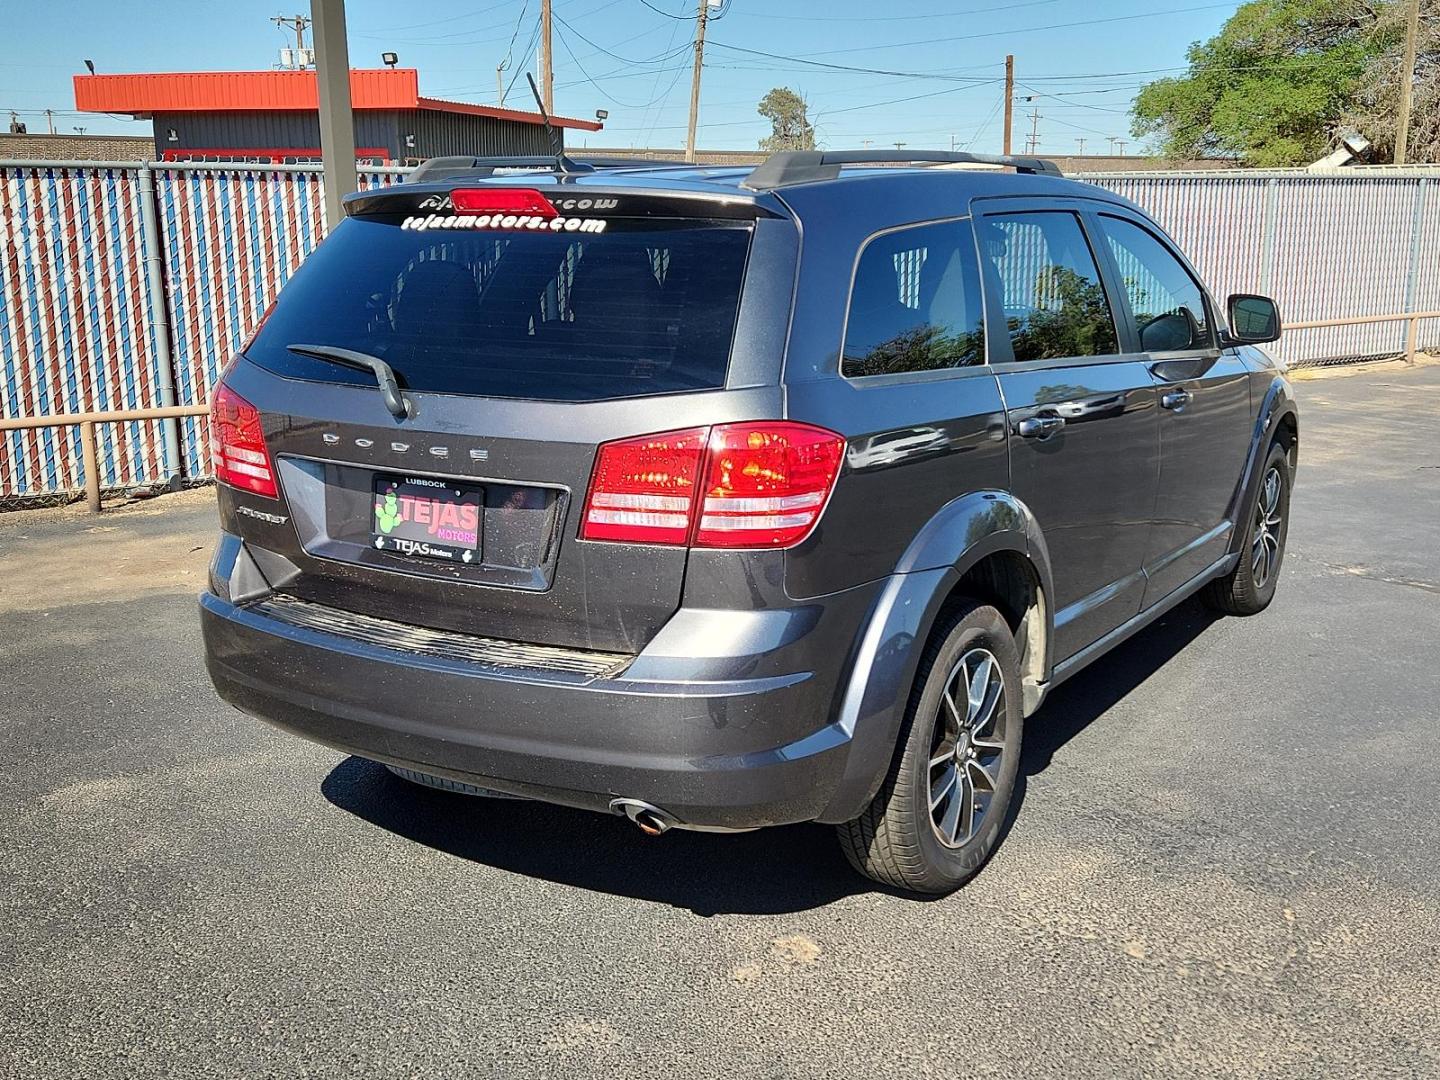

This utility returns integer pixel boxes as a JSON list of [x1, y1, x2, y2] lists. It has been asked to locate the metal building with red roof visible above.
[[74, 68, 603, 165]]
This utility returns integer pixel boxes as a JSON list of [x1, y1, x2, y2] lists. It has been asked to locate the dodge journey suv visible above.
[[201, 150, 1297, 894]]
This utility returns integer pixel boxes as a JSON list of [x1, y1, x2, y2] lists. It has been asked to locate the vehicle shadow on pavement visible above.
[[321, 598, 1219, 915], [1021, 597, 1220, 775], [321, 757, 869, 916]]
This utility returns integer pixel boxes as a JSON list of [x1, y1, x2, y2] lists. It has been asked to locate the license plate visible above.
[[372, 475, 483, 563]]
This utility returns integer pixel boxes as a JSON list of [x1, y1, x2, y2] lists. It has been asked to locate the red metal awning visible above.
[[74, 69, 603, 131]]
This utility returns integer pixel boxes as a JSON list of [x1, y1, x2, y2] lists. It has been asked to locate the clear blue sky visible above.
[[2, 0, 1239, 154]]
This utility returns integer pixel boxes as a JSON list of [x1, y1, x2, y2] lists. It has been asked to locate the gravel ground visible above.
[[2, 365, 1438, 1079]]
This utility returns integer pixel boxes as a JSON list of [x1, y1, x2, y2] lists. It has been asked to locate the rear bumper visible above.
[[200, 583, 879, 831]]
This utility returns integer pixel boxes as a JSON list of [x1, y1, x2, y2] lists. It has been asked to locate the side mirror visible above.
[[1224, 293, 1281, 345]]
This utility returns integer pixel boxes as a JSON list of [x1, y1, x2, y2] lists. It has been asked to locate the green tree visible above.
[[758, 87, 815, 152], [1346, 0, 1440, 162], [1131, 0, 1396, 166]]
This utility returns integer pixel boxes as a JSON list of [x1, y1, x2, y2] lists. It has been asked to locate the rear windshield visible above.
[[243, 215, 753, 401]]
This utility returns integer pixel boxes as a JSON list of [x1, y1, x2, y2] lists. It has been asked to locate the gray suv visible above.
[[200, 150, 1296, 894]]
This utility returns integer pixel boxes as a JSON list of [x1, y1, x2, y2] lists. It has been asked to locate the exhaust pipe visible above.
[[609, 798, 676, 836]]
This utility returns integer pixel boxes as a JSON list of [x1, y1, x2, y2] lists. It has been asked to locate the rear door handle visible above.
[[1016, 415, 1066, 439], [1161, 389, 1192, 411]]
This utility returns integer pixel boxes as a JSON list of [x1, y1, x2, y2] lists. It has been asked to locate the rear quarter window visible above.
[[842, 219, 986, 378], [243, 215, 753, 402]]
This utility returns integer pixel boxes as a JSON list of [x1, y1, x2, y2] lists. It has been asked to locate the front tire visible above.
[[837, 601, 1024, 895], [1202, 439, 1291, 616]]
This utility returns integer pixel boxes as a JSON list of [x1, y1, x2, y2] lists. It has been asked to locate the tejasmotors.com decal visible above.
[[401, 212, 607, 233]]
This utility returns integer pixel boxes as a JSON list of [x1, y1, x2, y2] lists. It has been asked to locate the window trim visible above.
[[1094, 210, 1221, 359], [836, 214, 994, 385], [972, 203, 1131, 371]]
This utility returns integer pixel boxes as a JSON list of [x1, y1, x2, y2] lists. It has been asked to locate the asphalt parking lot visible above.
[[2, 363, 1438, 1079]]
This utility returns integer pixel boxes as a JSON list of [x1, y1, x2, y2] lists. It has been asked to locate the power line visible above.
[[552, 18, 685, 109], [638, 6, 690, 143], [553, 13, 694, 66], [359, 0, 522, 35], [706, 43, 1005, 82], [965, 91, 1007, 151], [731, 0, 1062, 21], [502, 18, 543, 104], [816, 80, 1004, 119], [636, 0, 693, 18], [713, 3, 1238, 61], [1019, 83, 1132, 114], [1044, 113, 1125, 140]]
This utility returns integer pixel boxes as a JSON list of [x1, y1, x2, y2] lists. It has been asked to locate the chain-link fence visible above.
[[1084, 169, 1440, 369], [2, 160, 1437, 503]]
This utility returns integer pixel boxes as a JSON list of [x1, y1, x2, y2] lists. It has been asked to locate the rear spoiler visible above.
[[406, 155, 689, 185], [342, 182, 780, 222]]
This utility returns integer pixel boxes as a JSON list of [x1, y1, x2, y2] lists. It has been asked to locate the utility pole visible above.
[[1003, 54, 1014, 155], [497, 64, 506, 107], [540, 0, 554, 114], [894, 141, 906, 151], [311, 0, 356, 230], [685, 0, 712, 163], [44, 109, 55, 134], [1395, 0, 1420, 164], [1075, 137, 1086, 155], [1024, 107, 1041, 154], [273, 13, 312, 67]]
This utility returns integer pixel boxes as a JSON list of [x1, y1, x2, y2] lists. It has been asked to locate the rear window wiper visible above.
[[286, 344, 413, 420]]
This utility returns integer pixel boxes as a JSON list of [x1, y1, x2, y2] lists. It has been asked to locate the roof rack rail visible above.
[[742, 150, 1062, 190], [405, 154, 688, 184]]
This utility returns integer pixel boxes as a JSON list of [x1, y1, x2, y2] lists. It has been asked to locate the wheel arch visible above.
[[816, 490, 1054, 824], [1227, 374, 1300, 551]]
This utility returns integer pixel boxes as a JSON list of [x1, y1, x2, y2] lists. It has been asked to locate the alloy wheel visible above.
[[927, 647, 1008, 849], [1252, 465, 1284, 590]]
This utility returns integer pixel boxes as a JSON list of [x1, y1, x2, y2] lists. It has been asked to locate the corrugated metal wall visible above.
[[403, 110, 557, 157], [0, 165, 165, 500], [155, 110, 399, 158], [154, 110, 556, 162], [1, 162, 1436, 503], [1087, 172, 1439, 364], [0, 163, 401, 502]]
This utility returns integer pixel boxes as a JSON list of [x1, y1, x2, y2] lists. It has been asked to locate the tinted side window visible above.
[[1101, 215, 1213, 352], [978, 211, 1118, 362], [842, 220, 985, 378]]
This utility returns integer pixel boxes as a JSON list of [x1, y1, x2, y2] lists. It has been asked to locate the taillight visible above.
[[580, 422, 844, 549], [696, 422, 845, 548], [210, 382, 278, 499], [580, 427, 707, 545], [450, 188, 557, 218]]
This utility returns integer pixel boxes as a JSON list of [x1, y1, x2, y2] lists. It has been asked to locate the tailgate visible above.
[[214, 183, 795, 653]]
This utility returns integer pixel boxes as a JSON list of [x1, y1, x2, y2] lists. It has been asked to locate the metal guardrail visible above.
[[1285, 310, 1440, 363], [0, 405, 210, 512]]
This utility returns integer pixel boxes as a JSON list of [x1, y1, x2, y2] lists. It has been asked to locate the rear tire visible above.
[[837, 600, 1023, 895], [1202, 439, 1291, 616]]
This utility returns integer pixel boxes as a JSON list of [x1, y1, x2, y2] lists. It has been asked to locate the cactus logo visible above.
[[375, 488, 403, 534]]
